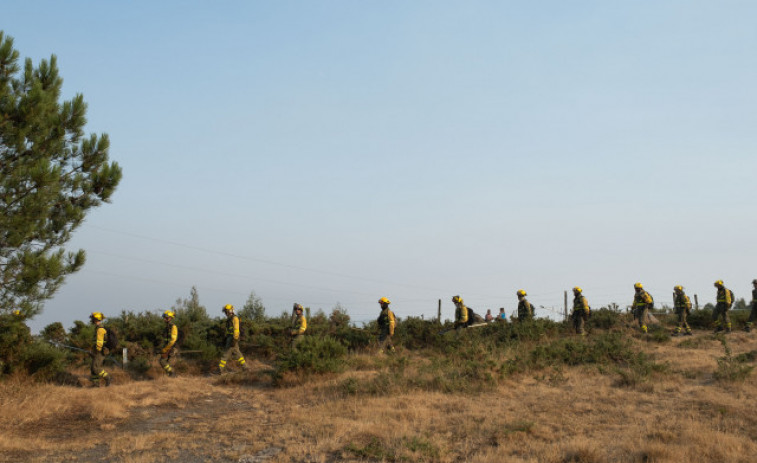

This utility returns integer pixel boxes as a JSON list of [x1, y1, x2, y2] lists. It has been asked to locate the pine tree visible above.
[[240, 290, 266, 322], [0, 32, 122, 316]]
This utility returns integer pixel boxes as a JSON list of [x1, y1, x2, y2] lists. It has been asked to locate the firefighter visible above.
[[376, 297, 396, 352], [632, 283, 654, 333], [159, 310, 178, 376], [672, 286, 693, 336], [516, 289, 534, 321], [745, 279, 757, 332], [712, 280, 733, 333], [217, 304, 247, 373], [89, 312, 111, 387], [452, 295, 468, 331], [290, 303, 307, 349], [571, 287, 590, 336]]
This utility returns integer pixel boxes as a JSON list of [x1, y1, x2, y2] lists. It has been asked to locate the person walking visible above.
[[376, 297, 396, 352], [571, 287, 590, 336], [290, 303, 307, 349], [712, 280, 733, 333], [89, 312, 111, 387], [159, 310, 178, 376], [452, 295, 468, 331], [217, 304, 247, 373], [516, 290, 534, 321], [633, 283, 654, 334], [672, 286, 692, 336], [745, 279, 757, 332]]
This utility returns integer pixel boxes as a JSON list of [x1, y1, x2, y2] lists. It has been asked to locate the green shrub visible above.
[[587, 308, 623, 330], [0, 313, 33, 375], [687, 309, 713, 329], [22, 340, 69, 380], [714, 337, 754, 382], [395, 317, 444, 350], [275, 335, 347, 376]]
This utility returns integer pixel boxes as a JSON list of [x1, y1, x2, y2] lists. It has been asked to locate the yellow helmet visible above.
[[163, 310, 175, 319], [673, 285, 683, 292], [293, 303, 303, 311], [90, 312, 105, 321], [714, 280, 724, 287], [12, 309, 21, 316], [634, 282, 643, 290], [516, 289, 526, 297], [222, 304, 234, 313], [378, 297, 390, 305], [573, 286, 582, 293], [452, 295, 462, 304]]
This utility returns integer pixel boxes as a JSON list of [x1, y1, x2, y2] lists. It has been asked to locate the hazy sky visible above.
[[5, 1, 756, 333]]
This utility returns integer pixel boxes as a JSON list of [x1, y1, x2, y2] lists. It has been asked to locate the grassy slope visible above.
[[1, 328, 756, 463]]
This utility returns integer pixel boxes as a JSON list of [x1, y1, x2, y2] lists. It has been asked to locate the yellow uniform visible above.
[[219, 314, 246, 372], [377, 307, 396, 352], [290, 313, 307, 349], [673, 290, 692, 336], [633, 290, 653, 333], [572, 294, 590, 335], [90, 325, 110, 386], [159, 322, 178, 376], [713, 286, 733, 332]]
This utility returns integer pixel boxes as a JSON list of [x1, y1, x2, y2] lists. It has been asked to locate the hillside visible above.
[[1, 324, 756, 463]]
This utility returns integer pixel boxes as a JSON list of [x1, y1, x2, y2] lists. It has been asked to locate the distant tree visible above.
[[0, 31, 122, 317], [172, 286, 208, 322], [40, 321, 66, 343], [329, 303, 351, 328], [239, 290, 265, 322]]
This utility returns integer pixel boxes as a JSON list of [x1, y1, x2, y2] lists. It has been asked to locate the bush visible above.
[[714, 337, 754, 382], [22, 340, 69, 381], [587, 308, 623, 330], [687, 308, 713, 329], [275, 336, 347, 379], [0, 313, 32, 375]]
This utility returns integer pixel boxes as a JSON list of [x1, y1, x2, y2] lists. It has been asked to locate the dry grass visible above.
[[1, 329, 756, 462]]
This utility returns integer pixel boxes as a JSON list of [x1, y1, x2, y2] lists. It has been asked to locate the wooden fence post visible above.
[[564, 291, 568, 321], [438, 299, 442, 323]]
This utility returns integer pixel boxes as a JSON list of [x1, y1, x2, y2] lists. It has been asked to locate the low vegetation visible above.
[[1, 293, 756, 461]]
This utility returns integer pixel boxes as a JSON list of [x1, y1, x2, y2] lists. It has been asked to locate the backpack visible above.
[[104, 327, 119, 351], [729, 289, 736, 306]]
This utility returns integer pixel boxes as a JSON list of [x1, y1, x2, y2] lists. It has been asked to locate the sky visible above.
[[4, 1, 757, 333]]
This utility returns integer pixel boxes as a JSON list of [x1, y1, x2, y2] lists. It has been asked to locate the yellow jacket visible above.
[[162, 323, 178, 353], [226, 315, 240, 340], [95, 326, 107, 352], [291, 314, 307, 336], [573, 295, 589, 313], [716, 287, 732, 306], [633, 290, 653, 308], [674, 293, 692, 310], [378, 308, 396, 335], [455, 303, 468, 325]]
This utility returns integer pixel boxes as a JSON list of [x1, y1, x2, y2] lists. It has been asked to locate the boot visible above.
[[104, 375, 111, 387]]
